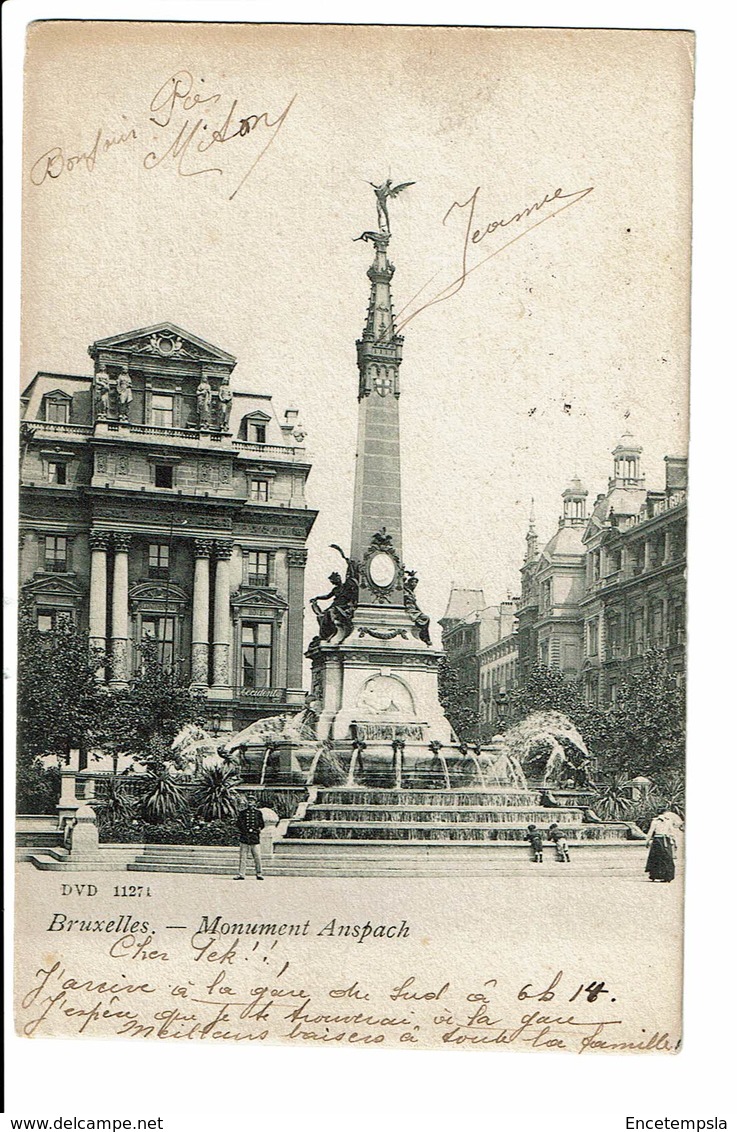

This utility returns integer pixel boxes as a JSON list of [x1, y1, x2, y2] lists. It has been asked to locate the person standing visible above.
[[644, 809, 684, 883], [525, 823, 544, 863], [234, 793, 265, 880]]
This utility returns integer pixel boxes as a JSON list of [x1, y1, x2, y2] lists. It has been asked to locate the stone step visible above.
[[314, 790, 543, 806], [304, 806, 586, 823], [126, 862, 638, 877], [284, 822, 630, 842]]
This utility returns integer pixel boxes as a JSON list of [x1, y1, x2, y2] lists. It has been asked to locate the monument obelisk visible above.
[[308, 182, 453, 746]]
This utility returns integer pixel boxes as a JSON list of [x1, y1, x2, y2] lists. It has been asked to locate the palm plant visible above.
[[651, 769, 685, 817], [597, 774, 634, 821], [192, 765, 241, 821], [139, 765, 187, 823], [101, 775, 135, 822]]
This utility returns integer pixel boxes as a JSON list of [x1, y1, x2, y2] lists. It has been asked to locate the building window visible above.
[[241, 621, 273, 688], [36, 609, 73, 634], [587, 620, 599, 656], [44, 396, 70, 424], [47, 461, 68, 484], [148, 543, 170, 578], [246, 550, 270, 587], [141, 616, 175, 667], [44, 535, 68, 572], [250, 479, 269, 502], [249, 422, 267, 444], [154, 464, 174, 488], [151, 394, 174, 428]]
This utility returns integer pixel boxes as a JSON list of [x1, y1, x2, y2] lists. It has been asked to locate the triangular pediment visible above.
[[231, 587, 288, 610], [91, 323, 236, 366], [23, 575, 84, 600]]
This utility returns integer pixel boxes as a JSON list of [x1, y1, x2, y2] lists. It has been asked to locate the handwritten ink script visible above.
[[28, 70, 296, 199], [392, 183, 594, 336], [17, 911, 679, 1052]]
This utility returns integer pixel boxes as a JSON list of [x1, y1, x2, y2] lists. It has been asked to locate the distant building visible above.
[[19, 322, 317, 732], [478, 601, 518, 739], [440, 590, 519, 739], [441, 434, 687, 718], [534, 477, 588, 678], [579, 439, 687, 704], [439, 589, 487, 697]]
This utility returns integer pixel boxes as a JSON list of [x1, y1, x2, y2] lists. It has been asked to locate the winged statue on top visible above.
[[353, 179, 415, 243]]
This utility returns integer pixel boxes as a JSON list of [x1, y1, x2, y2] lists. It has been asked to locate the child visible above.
[[525, 823, 544, 863], [548, 822, 570, 863]]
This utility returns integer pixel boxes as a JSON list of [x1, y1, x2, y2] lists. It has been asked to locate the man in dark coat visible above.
[[234, 794, 265, 880]]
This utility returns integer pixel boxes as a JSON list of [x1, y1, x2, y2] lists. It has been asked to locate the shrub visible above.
[[192, 766, 240, 821], [139, 766, 187, 823]]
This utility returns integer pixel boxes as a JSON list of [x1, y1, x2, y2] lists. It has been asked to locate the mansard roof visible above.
[[541, 523, 587, 562], [440, 588, 486, 624]]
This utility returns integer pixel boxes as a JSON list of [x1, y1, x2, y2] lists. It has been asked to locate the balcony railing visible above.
[[27, 420, 93, 436], [233, 440, 302, 458]]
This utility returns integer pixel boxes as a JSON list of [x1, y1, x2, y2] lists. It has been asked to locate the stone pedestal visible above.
[[310, 606, 454, 745]]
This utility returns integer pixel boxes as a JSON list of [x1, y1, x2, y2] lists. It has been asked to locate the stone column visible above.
[[191, 539, 212, 687], [663, 529, 672, 563], [643, 539, 652, 573], [286, 549, 308, 688], [88, 531, 109, 676], [212, 541, 233, 689], [110, 532, 131, 686]]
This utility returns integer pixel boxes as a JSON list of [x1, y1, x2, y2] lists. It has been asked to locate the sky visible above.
[[20, 23, 692, 631]]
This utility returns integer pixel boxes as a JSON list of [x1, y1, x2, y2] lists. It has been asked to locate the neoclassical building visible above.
[[19, 322, 316, 731], [440, 434, 687, 727], [578, 439, 687, 703]]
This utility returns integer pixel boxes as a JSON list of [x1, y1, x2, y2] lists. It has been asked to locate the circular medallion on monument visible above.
[[368, 550, 396, 589]]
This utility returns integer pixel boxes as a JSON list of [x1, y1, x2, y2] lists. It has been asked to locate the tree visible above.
[[438, 656, 479, 741], [17, 602, 110, 763], [17, 601, 110, 811], [105, 638, 207, 765], [605, 650, 685, 779], [506, 654, 686, 783], [506, 665, 611, 752]]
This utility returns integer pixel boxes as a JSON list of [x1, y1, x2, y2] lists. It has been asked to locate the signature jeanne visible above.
[[392, 182, 594, 335], [28, 69, 296, 200]]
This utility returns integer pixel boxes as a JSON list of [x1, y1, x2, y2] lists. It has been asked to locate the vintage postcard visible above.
[[14, 22, 692, 1054]]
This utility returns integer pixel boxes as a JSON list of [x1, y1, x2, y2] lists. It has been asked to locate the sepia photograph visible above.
[[9, 12, 705, 1086]]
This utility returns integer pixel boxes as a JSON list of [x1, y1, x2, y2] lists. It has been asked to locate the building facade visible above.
[[579, 442, 687, 704], [440, 591, 519, 740], [440, 435, 687, 721], [19, 322, 317, 731], [477, 602, 518, 739]]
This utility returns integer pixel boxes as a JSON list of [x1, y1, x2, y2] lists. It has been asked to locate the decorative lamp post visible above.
[[495, 689, 509, 731]]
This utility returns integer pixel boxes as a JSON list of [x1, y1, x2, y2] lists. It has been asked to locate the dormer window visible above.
[[242, 410, 271, 444], [43, 393, 71, 424]]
